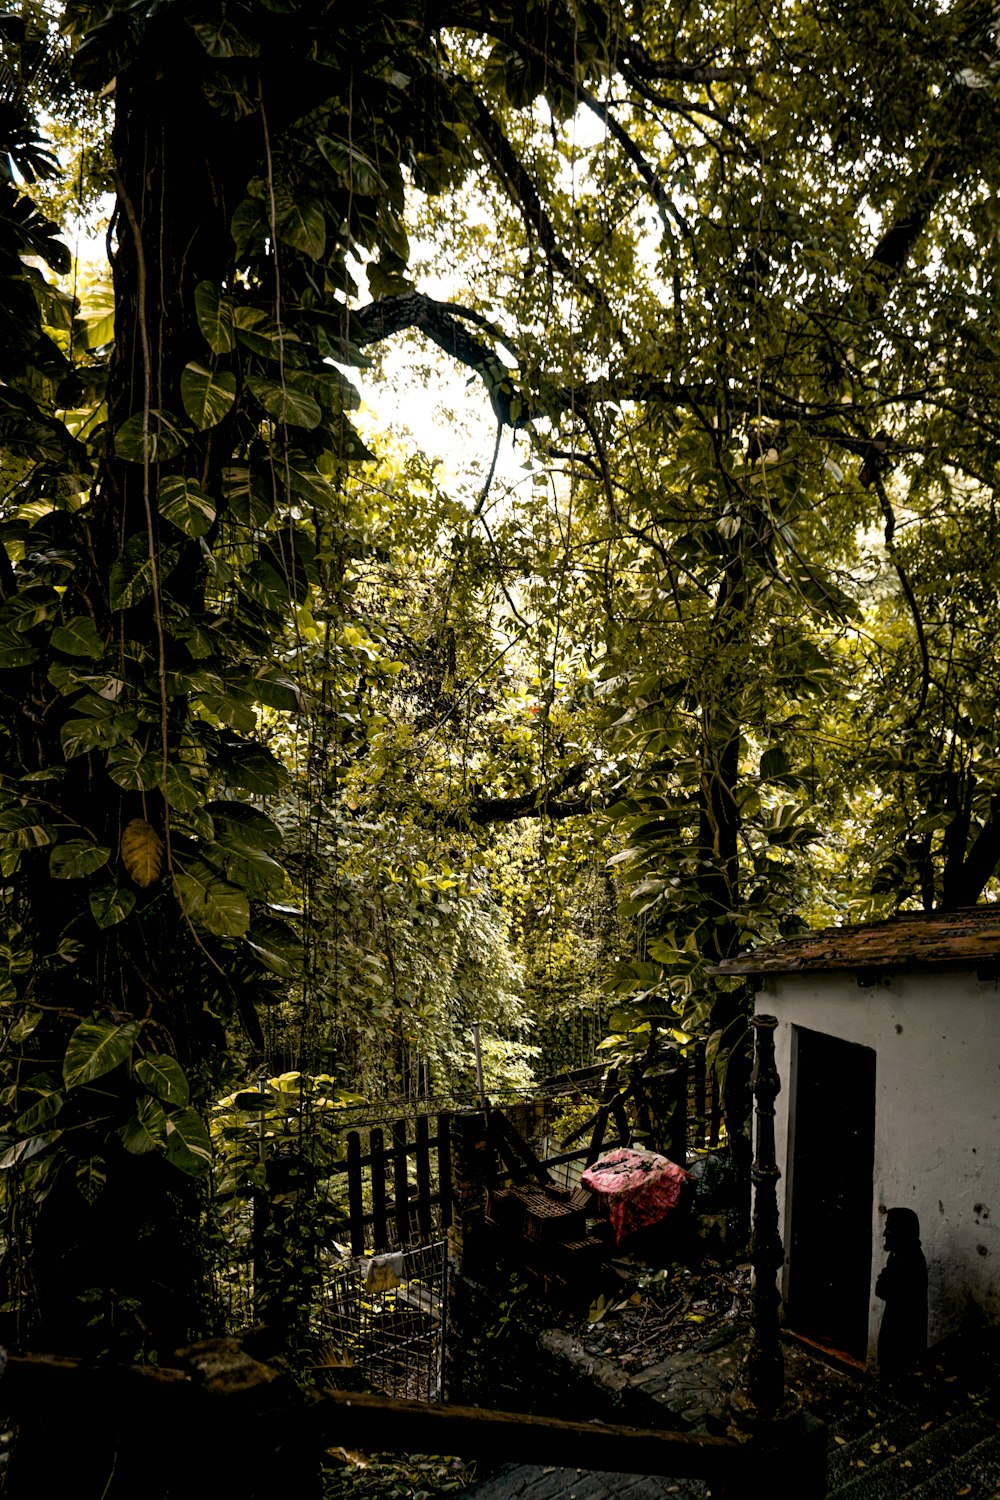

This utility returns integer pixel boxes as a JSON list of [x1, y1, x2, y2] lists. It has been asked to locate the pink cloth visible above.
[[580, 1148, 693, 1247]]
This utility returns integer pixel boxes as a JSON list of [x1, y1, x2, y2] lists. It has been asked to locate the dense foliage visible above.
[[1, 0, 999, 1365]]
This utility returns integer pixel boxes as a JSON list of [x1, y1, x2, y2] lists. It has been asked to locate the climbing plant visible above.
[[3, 0, 1000, 1363]]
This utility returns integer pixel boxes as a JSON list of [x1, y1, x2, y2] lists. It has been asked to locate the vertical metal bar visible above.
[[746, 1012, 785, 1417], [346, 1130, 365, 1258], [370, 1127, 388, 1252], [415, 1114, 432, 1240], [393, 1117, 410, 1246], [437, 1113, 452, 1230]]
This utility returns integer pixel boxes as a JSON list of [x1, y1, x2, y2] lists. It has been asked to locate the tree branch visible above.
[[443, 764, 592, 828]]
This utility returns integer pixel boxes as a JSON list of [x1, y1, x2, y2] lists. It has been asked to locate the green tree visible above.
[[4, 0, 1000, 1366]]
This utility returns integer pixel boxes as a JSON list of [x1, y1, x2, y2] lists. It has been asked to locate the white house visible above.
[[716, 907, 1000, 1366]]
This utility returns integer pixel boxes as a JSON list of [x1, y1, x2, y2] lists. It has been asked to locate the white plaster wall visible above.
[[755, 967, 1000, 1363]]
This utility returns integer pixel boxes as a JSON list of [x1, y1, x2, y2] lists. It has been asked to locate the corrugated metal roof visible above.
[[712, 905, 1000, 975]]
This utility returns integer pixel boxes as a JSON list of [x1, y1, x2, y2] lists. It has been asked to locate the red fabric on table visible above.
[[580, 1148, 693, 1248]]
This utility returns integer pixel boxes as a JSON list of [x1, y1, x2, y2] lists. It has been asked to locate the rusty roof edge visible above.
[[707, 905, 1000, 976]]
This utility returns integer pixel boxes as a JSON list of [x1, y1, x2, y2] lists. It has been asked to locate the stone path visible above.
[[462, 1328, 1000, 1499], [463, 1464, 707, 1499]]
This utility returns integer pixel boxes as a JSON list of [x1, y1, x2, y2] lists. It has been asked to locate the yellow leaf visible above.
[[834, 1436, 846, 1446], [121, 818, 163, 887], [957, 1489, 972, 1496]]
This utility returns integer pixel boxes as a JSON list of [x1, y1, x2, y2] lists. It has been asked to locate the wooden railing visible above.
[[331, 1112, 453, 1255], [329, 1050, 725, 1256], [0, 1345, 828, 1500]]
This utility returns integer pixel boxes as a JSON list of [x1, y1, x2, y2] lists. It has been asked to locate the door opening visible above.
[[786, 1026, 875, 1362]]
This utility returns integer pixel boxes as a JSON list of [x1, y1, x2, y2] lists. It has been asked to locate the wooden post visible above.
[[370, 1127, 388, 1252], [746, 1013, 784, 1417], [444, 1110, 491, 1403], [436, 1112, 453, 1230], [414, 1113, 432, 1240], [346, 1131, 365, 1257], [392, 1118, 410, 1247]]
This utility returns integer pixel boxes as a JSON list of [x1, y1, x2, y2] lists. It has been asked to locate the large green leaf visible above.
[[246, 375, 321, 430], [164, 1107, 213, 1175], [63, 1016, 142, 1090], [50, 615, 105, 658], [120, 1096, 166, 1156], [108, 534, 155, 610], [0, 807, 55, 848], [49, 839, 111, 879], [220, 843, 287, 897], [135, 1054, 190, 1107], [105, 743, 159, 791], [0, 1132, 61, 1170], [75, 1155, 107, 1204], [48, 661, 124, 698], [60, 704, 138, 759], [15, 1090, 64, 1134], [311, 363, 362, 414], [173, 860, 250, 936], [180, 362, 237, 430], [246, 917, 301, 978], [113, 409, 187, 464], [0, 625, 39, 669], [316, 136, 386, 196], [215, 741, 288, 796], [231, 195, 268, 257], [222, 465, 274, 525], [89, 882, 136, 928], [208, 801, 283, 850], [232, 305, 291, 358], [194, 281, 235, 353], [158, 475, 217, 537], [275, 197, 326, 260], [3, 587, 61, 631], [249, 665, 301, 712], [163, 762, 205, 813]]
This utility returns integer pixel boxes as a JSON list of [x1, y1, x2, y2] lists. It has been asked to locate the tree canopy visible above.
[[2, 0, 1000, 1359]]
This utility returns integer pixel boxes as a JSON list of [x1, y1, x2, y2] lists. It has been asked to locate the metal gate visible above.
[[314, 1239, 447, 1402]]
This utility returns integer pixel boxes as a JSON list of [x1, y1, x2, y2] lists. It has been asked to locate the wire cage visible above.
[[313, 1238, 447, 1403]]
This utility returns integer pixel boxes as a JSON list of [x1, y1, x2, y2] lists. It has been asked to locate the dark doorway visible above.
[[786, 1026, 876, 1361]]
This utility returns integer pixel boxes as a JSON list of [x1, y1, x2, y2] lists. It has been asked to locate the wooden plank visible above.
[[689, 1043, 707, 1148], [414, 1114, 432, 1239], [558, 1104, 602, 1148], [392, 1118, 410, 1246], [672, 1054, 689, 1166], [585, 1067, 618, 1167], [541, 1145, 596, 1168], [709, 1071, 722, 1148], [437, 1112, 452, 1229], [0, 1352, 827, 1499], [609, 1093, 632, 1146], [490, 1109, 552, 1185], [314, 1389, 756, 1488], [369, 1127, 388, 1252], [346, 1131, 365, 1257]]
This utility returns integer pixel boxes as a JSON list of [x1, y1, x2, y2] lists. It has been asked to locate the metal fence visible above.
[[313, 1239, 447, 1403]]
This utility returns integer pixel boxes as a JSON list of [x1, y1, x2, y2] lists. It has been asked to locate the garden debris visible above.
[[581, 1150, 693, 1249]]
